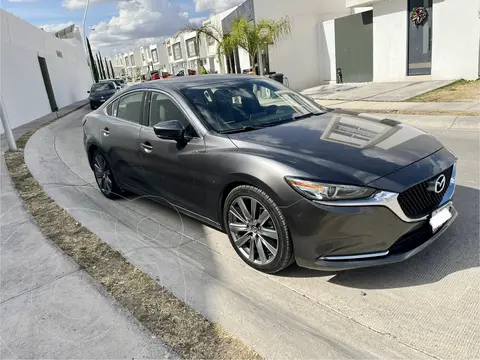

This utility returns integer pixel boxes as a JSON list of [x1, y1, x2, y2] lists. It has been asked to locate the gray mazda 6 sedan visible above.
[[82, 75, 457, 273]]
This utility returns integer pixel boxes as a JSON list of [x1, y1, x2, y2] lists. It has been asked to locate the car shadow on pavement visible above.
[[278, 185, 480, 289]]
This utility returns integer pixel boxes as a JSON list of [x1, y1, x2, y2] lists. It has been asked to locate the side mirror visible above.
[[87, 90, 90, 93], [153, 120, 184, 141]]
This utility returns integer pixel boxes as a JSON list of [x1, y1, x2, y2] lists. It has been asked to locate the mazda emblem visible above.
[[434, 174, 446, 193]]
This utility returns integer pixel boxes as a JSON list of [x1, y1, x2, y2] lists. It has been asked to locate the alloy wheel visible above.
[[228, 196, 279, 265], [93, 154, 113, 196]]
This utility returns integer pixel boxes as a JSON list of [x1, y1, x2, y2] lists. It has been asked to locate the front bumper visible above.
[[284, 166, 457, 271]]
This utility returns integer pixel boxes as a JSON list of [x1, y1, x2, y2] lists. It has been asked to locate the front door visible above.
[[407, 0, 433, 76], [138, 91, 207, 215]]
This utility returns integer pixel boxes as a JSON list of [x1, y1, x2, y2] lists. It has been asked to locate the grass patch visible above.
[[347, 109, 480, 117], [409, 79, 480, 102], [4, 129, 261, 360]]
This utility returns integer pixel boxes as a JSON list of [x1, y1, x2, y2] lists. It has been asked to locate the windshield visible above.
[[180, 79, 326, 133], [91, 82, 115, 92]]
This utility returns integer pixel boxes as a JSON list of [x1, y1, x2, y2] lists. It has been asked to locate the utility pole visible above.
[[82, 0, 94, 83], [0, 94, 17, 151]]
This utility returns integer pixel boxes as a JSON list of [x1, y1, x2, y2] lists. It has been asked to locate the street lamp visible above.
[[82, 0, 95, 83]]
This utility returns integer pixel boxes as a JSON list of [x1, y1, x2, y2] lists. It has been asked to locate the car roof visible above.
[[128, 74, 261, 91]]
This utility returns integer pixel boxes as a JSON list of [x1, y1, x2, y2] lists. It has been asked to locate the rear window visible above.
[[91, 82, 115, 92]]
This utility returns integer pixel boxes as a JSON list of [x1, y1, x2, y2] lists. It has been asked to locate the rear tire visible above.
[[92, 150, 120, 199], [223, 185, 294, 273]]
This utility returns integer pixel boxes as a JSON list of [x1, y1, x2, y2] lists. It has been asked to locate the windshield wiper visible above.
[[219, 126, 265, 134], [292, 112, 321, 120]]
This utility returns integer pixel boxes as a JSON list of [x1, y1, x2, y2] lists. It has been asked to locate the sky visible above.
[[1, 0, 244, 55]]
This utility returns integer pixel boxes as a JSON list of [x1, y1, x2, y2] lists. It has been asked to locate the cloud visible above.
[[189, 16, 207, 25], [38, 21, 74, 32], [88, 0, 188, 55], [194, 0, 243, 13], [62, 0, 112, 10]]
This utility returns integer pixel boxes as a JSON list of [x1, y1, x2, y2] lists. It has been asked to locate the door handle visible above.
[[102, 127, 110, 137], [141, 142, 153, 153]]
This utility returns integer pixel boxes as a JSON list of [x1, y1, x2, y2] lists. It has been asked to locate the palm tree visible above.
[[228, 17, 291, 75], [176, 22, 228, 74]]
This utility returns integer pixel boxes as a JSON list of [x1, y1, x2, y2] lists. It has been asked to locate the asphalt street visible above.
[[23, 107, 480, 359]]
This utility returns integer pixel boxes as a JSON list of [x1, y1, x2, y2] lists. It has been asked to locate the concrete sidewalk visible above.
[[0, 103, 177, 359], [301, 80, 455, 101], [313, 99, 480, 113]]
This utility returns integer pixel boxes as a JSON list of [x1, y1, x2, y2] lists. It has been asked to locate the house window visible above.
[[130, 55, 135, 66], [142, 52, 145, 61], [152, 48, 158, 63], [173, 43, 182, 60], [168, 46, 172, 56], [186, 38, 198, 58], [207, 35, 215, 46], [125, 56, 129, 66]]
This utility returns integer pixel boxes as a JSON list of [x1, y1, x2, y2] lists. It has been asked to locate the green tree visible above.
[[86, 37, 99, 82], [98, 52, 106, 79], [105, 58, 111, 78], [228, 17, 291, 75], [95, 53, 103, 79], [109, 60, 115, 79]]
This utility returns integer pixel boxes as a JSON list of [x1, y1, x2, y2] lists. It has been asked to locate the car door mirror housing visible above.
[[153, 120, 185, 141]]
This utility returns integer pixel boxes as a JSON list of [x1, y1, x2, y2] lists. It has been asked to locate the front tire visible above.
[[223, 185, 294, 273], [92, 150, 120, 199]]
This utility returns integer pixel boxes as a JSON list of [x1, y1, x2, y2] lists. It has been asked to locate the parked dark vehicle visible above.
[[82, 75, 457, 273], [88, 81, 117, 109], [100, 78, 126, 89]]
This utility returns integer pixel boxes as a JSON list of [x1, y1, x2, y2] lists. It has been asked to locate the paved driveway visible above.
[[24, 108, 480, 359]]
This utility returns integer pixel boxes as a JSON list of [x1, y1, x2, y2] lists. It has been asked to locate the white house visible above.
[[221, 0, 351, 90], [321, 0, 480, 83], [0, 9, 92, 134]]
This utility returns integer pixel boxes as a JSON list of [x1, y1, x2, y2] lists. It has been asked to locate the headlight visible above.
[[285, 177, 375, 201]]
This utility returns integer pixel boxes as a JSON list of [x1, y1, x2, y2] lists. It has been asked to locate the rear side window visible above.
[[116, 92, 144, 124]]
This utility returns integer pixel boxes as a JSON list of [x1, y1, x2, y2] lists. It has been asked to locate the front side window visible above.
[[173, 43, 182, 60], [116, 92, 144, 124], [180, 79, 325, 133], [152, 49, 158, 63], [149, 93, 190, 128]]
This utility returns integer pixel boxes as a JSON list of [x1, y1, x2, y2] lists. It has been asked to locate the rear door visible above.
[[102, 90, 146, 191], [138, 90, 207, 215]]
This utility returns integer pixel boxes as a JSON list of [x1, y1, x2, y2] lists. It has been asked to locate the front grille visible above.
[[398, 166, 453, 219]]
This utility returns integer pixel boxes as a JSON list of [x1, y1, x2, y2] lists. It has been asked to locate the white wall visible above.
[[0, 9, 91, 134], [431, 0, 479, 80], [373, 0, 408, 81], [319, 19, 337, 83], [254, 0, 350, 90], [372, 0, 480, 82]]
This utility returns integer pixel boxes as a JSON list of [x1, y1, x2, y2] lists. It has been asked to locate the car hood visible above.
[[227, 111, 444, 185]]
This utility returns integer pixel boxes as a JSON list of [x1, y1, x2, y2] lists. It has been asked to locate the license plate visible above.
[[429, 206, 452, 232]]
